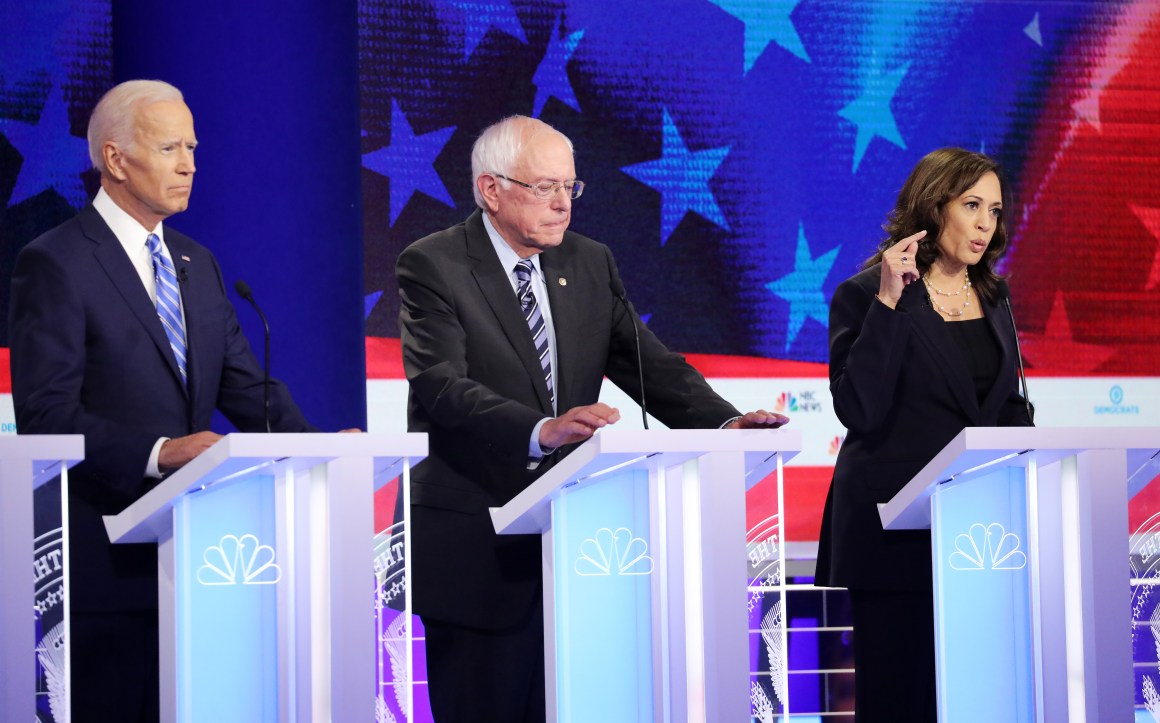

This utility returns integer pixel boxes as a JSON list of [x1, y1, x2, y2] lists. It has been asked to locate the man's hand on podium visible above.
[[540, 403, 621, 449], [724, 410, 790, 430], [159, 431, 224, 472]]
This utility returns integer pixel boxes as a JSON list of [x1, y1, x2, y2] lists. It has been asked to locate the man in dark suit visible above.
[[8, 80, 316, 722], [397, 115, 788, 722]]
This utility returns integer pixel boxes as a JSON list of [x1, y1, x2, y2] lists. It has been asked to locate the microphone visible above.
[[997, 279, 1034, 424], [178, 267, 189, 283], [234, 279, 272, 433], [609, 277, 649, 430]]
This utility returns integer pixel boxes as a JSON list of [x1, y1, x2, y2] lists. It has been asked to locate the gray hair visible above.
[[470, 116, 574, 209], [88, 80, 184, 174]]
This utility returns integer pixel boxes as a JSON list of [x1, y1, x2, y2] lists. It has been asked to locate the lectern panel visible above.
[[931, 466, 1034, 722], [175, 475, 280, 722], [552, 469, 654, 721], [1129, 461, 1160, 716]]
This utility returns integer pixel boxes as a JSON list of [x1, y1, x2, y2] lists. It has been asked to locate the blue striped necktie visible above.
[[147, 233, 188, 385], [515, 259, 553, 405]]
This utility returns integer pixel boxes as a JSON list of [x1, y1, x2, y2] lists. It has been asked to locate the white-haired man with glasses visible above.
[[396, 115, 787, 722]]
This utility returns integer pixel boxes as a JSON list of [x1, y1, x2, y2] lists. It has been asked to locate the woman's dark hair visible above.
[[862, 147, 1013, 304]]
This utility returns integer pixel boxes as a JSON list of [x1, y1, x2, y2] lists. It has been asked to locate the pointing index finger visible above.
[[895, 229, 927, 254]]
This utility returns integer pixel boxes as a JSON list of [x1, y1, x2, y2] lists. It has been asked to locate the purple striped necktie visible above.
[[515, 259, 553, 405]]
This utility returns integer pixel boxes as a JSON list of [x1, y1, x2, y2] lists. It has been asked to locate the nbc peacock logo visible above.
[[947, 523, 1027, 571], [573, 527, 653, 576], [828, 435, 844, 455], [196, 534, 282, 585]]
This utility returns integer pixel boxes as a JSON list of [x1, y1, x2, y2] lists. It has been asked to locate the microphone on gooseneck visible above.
[[996, 279, 1034, 424], [234, 279, 272, 433], [609, 277, 649, 430]]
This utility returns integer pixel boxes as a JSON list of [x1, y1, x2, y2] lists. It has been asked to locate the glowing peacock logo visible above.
[[196, 534, 282, 585]]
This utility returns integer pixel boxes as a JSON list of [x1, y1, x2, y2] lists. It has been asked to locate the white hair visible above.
[[87, 80, 184, 174], [470, 115, 574, 209]]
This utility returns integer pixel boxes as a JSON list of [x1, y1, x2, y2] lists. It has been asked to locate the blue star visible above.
[[440, 0, 527, 59], [766, 223, 840, 352], [0, 85, 90, 208], [1023, 12, 1043, 47], [365, 291, 383, 319], [837, 63, 909, 173], [363, 101, 456, 226], [532, 15, 584, 117], [621, 109, 730, 245], [711, 0, 809, 72]]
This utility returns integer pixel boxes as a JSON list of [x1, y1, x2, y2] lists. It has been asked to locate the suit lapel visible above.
[[539, 248, 574, 410], [464, 211, 554, 413], [897, 281, 980, 422], [80, 206, 188, 396]]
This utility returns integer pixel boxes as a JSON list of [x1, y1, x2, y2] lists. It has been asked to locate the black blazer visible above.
[[9, 203, 315, 611], [815, 264, 1032, 592], [397, 209, 740, 629]]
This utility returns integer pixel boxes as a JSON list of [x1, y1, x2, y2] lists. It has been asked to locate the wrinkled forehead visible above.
[[134, 100, 196, 139], [515, 130, 574, 179]]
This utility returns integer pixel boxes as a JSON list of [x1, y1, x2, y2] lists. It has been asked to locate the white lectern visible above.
[[0, 435, 83, 723], [491, 428, 801, 723], [103, 432, 427, 723], [880, 426, 1160, 723]]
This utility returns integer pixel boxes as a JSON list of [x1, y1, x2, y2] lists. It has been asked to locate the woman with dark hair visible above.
[[815, 147, 1034, 722]]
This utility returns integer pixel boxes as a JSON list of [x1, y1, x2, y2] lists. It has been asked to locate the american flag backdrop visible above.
[[2, 0, 1160, 720], [359, 0, 1160, 372], [356, 2, 1160, 719]]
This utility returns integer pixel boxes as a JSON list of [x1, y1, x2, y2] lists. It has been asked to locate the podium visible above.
[[880, 426, 1160, 722], [491, 428, 801, 723], [0, 435, 83, 723], [103, 432, 426, 723]]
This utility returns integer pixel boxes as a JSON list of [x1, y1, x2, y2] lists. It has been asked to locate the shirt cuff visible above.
[[529, 417, 554, 459], [147, 437, 168, 478]]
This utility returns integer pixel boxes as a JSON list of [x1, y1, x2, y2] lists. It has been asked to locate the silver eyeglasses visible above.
[[494, 174, 585, 200]]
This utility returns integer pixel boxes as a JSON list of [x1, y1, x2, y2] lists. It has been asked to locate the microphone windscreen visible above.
[[996, 278, 1011, 301], [234, 279, 253, 301]]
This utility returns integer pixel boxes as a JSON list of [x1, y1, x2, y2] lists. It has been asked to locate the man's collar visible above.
[[92, 187, 164, 246], [482, 211, 541, 275]]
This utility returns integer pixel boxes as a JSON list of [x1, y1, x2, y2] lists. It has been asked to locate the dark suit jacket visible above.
[[9, 203, 315, 611], [397, 209, 740, 629], [815, 264, 1033, 592]]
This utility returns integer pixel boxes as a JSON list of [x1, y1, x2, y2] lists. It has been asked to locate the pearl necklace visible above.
[[923, 275, 971, 317]]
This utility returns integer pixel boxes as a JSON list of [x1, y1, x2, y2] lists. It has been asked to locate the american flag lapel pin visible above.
[[181, 255, 191, 262]]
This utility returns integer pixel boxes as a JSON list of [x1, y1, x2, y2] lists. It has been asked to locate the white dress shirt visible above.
[[481, 212, 559, 459], [92, 188, 184, 478]]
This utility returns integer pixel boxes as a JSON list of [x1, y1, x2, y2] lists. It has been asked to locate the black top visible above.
[[818, 264, 1033, 592], [945, 317, 1000, 404]]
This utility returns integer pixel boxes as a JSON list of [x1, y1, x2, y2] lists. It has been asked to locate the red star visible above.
[[1020, 290, 1114, 373], [1131, 204, 1160, 291]]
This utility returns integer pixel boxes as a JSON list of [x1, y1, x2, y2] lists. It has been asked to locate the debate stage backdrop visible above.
[[3, 0, 1160, 721], [357, 0, 1160, 544]]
